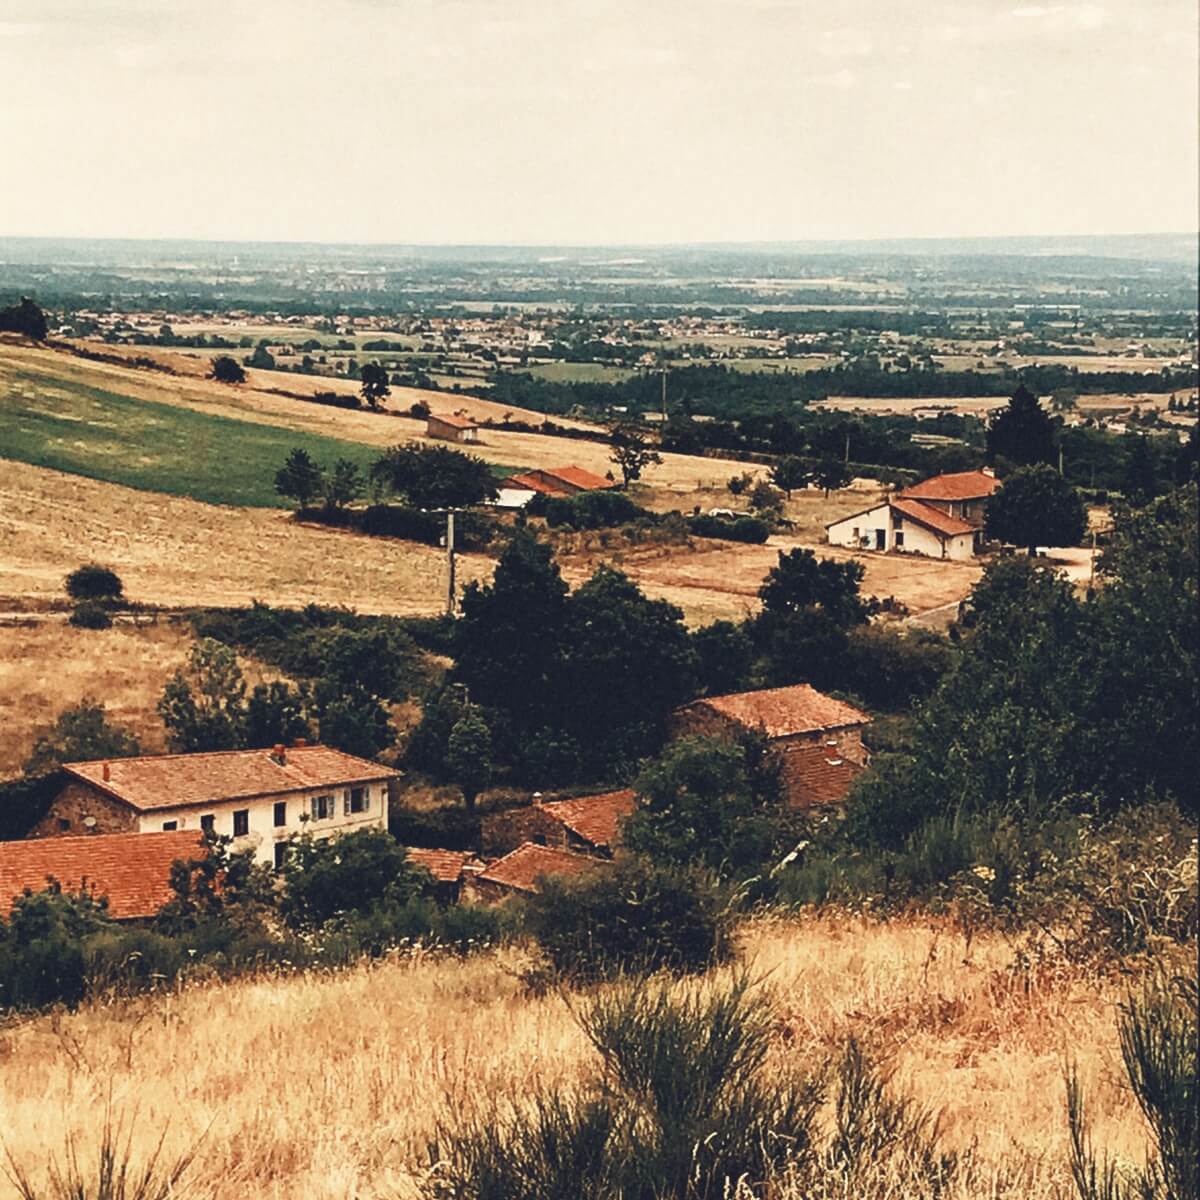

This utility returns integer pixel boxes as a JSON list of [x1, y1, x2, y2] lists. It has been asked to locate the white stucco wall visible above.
[[827, 503, 976, 560], [827, 503, 892, 551], [134, 781, 391, 866]]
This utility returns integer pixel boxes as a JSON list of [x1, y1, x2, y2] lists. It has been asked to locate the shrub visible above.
[[64, 563, 124, 602], [539, 489, 648, 530], [524, 856, 734, 981], [686, 513, 770, 543], [69, 600, 113, 629]]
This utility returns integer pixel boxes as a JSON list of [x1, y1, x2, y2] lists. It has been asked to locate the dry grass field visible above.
[[0, 621, 284, 778], [0, 914, 1155, 1199], [0, 460, 492, 614]]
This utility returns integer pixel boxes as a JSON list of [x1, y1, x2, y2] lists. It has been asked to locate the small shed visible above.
[[426, 413, 481, 444]]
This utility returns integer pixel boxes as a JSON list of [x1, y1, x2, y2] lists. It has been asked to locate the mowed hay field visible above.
[[0, 621, 283, 778], [0, 460, 491, 613], [0, 914, 1154, 1200], [0, 341, 768, 492]]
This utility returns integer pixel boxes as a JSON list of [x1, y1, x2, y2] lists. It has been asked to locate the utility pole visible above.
[[445, 510, 456, 616], [661, 368, 668, 423]]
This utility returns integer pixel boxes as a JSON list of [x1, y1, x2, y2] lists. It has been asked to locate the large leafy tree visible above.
[[986, 382, 1057, 468], [211, 355, 246, 384], [24, 700, 141, 776], [359, 362, 391, 410], [371, 442, 498, 509], [0, 297, 48, 340], [446, 706, 493, 811], [984, 464, 1086, 554], [769, 456, 810, 499], [609, 420, 662, 488], [158, 638, 248, 752], [274, 448, 324, 510], [758, 548, 870, 629]]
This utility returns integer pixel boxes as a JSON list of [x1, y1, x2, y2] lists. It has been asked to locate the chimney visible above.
[[292, 737, 307, 748], [102, 762, 111, 782], [532, 792, 544, 807], [272, 743, 287, 766], [981, 466, 995, 478]]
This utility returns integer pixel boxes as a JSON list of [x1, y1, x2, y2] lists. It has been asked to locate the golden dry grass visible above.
[[0, 620, 286, 779], [0, 459, 492, 614], [0, 914, 1154, 1199]]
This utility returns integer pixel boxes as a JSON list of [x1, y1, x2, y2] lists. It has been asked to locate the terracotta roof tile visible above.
[[505, 472, 570, 495], [427, 412, 478, 429], [899, 469, 1001, 502], [683, 684, 869, 740], [786, 744, 864, 808], [541, 465, 615, 491], [405, 847, 472, 884], [889, 497, 976, 538], [541, 790, 637, 849], [65, 746, 397, 814], [477, 842, 606, 894], [0, 831, 204, 921]]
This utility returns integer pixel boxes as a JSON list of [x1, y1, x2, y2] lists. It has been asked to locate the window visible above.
[[273, 842, 289, 871], [58, 818, 71, 832], [274, 801, 287, 827], [346, 786, 368, 815], [311, 795, 334, 821], [162, 820, 178, 831], [232, 809, 250, 837], [895, 531, 905, 548], [200, 814, 215, 834]]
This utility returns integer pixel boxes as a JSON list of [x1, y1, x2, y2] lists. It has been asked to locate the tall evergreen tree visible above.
[[986, 383, 1058, 467]]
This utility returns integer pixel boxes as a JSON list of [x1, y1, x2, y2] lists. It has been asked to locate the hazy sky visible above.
[[1, 0, 1196, 244]]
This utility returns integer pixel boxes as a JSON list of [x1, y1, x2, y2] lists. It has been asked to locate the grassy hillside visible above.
[[0, 360, 382, 507], [0, 913, 1152, 1198]]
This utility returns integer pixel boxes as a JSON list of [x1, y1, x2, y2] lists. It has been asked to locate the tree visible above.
[[623, 733, 790, 879], [359, 362, 391, 410], [986, 383, 1057, 468], [64, 563, 123, 603], [313, 686, 393, 759], [692, 621, 755, 696], [274, 448, 324, 510], [244, 682, 311, 749], [0, 297, 48, 340], [1122, 435, 1159, 504], [813, 454, 851, 497], [758, 547, 870, 630], [984, 464, 1086, 554], [321, 458, 364, 514], [24, 700, 141, 776], [370, 443, 498, 509], [281, 829, 426, 929], [246, 345, 275, 370], [446, 707, 493, 811], [609, 420, 662, 488], [211, 356, 246, 384], [158, 638, 247, 752], [769, 456, 810, 499]]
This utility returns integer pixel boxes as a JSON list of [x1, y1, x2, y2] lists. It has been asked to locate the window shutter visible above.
[[363, 788, 370, 813], [344, 791, 351, 816]]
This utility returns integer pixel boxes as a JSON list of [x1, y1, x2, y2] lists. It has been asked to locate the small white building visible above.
[[32, 744, 399, 870], [826, 497, 980, 561]]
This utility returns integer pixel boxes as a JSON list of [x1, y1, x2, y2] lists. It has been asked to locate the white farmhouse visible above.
[[31, 743, 398, 870], [826, 497, 980, 561]]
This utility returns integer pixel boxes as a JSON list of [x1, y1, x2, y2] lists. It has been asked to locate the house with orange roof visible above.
[[404, 847, 484, 904], [670, 684, 870, 810], [481, 789, 636, 858], [31, 743, 399, 871], [825, 469, 1000, 560], [493, 464, 617, 510], [472, 841, 607, 901], [0, 830, 204, 922]]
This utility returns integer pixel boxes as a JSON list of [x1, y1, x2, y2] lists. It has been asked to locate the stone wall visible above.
[[28, 781, 137, 838], [480, 805, 570, 858]]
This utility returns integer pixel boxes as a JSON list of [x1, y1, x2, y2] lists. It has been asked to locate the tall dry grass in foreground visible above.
[[0, 914, 1165, 1199]]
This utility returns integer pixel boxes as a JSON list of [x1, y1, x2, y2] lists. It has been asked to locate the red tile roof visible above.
[[0, 831, 204, 921], [541, 790, 637, 850], [889, 497, 976, 538], [786, 744, 865, 808], [505, 472, 569, 496], [405, 847, 472, 885], [477, 842, 605, 894], [427, 412, 478, 430], [65, 746, 397, 814], [899, 469, 1001, 502], [682, 684, 870, 740], [541, 465, 615, 492]]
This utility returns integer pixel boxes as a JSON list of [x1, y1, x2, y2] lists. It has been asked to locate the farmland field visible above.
[[0, 460, 491, 614], [0, 913, 1152, 1199], [0, 357, 383, 508]]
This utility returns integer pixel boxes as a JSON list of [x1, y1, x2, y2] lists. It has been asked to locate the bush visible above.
[[64, 563, 124, 602], [524, 856, 734, 981], [69, 600, 113, 629], [686, 513, 770, 543], [432, 975, 958, 1200], [538, 489, 649, 530]]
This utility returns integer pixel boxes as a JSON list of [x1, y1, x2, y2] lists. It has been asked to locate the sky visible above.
[[0, 0, 1196, 245]]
